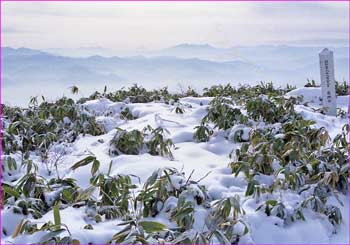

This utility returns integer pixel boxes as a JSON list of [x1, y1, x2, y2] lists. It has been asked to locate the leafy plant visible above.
[[70, 155, 100, 176], [304, 79, 318, 87], [203, 97, 247, 130], [90, 173, 137, 219], [110, 128, 144, 155], [246, 96, 299, 123], [120, 107, 135, 120], [335, 80, 348, 96], [143, 126, 175, 159], [193, 124, 214, 142]]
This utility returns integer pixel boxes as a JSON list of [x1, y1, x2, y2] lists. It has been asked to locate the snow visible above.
[[2, 87, 349, 244], [228, 124, 251, 142], [286, 87, 323, 104], [2, 207, 24, 237], [286, 87, 349, 111], [8, 207, 120, 244], [287, 87, 349, 139]]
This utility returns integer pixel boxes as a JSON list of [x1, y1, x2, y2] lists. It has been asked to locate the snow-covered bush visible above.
[[143, 126, 175, 159], [228, 124, 251, 143], [2, 83, 348, 244], [193, 123, 213, 142], [203, 96, 248, 130], [110, 128, 144, 155], [110, 126, 175, 159], [246, 96, 299, 123], [2, 97, 104, 157], [230, 116, 348, 229]]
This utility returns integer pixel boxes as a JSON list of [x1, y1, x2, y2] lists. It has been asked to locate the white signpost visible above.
[[319, 48, 337, 116]]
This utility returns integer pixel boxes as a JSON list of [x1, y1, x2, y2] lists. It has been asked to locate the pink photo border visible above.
[[0, 0, 348, 245]]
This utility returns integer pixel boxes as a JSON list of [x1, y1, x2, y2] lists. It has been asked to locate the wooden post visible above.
[[319, 48, 337, 116]]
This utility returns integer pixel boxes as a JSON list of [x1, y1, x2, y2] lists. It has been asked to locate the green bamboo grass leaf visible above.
[[245, 180, 258, 196], [139, 220, 167, 233], [76, 186, 96, 202], [107, 160, 113, 176], [53, 202, 61, 231], [265, 200, 278, 206], [145, 170, 159, 187], [169, 233, 192, 244], [2, 185, 20, 198], [213, 230, 230, 244], [91, 159, 100, 176], [71, 239, 80, 244], [70, 156, 96, 171], [172, 207, 194, 220], [37, 229, 65, 244]]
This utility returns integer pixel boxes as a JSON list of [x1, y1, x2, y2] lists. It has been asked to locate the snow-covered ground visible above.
[[2, 87, 349, 244]]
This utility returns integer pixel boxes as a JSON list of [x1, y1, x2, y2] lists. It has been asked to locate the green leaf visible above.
[[265, 199, 278, 206], [71, 239, 80, 244], [38, 229, 65, 244], [53, 202, 61, 230], [139, 220, 167, 233], [76, 186, 95, 202], [91, 159, 100, 176], [2, 185, 20, 198], [62, 189, 74, 203], [170, 233, 192, 244], [22, 175, 36, 197], [245, 180, 258, 196], [213, 230, 230, 244], [172, 207, 194, 221], [145, 170, 159, 187], [71, 156, 96, 171], [107, 160, 113, 176]]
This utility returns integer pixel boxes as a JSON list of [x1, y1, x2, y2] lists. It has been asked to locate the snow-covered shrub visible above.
[[203, 82, 293, 99], [143, 126, 175, 159], [256, 199, 306, 226], [203, 84, 236, 97], [98, 84, 181, 104], [172, 102, 186, 114], [301, 189, 342, 226], [335, 80, 348, 96], [1, 156, 21, 182], [110, 126, 176, 159], [230, 114, 348, 229], [229, 124, 251, 143], [203, 96, 248, 130], [10, 205, 81, 244], [119, 107, 135, 120], [193, 123, 213, 142], [2, 83, 348, 244], [110, 128, 144, 155], [246, 96, 299, 123], [90, 173, 137, 219], [139, 168, 209, 218], [3, 173, 79, 222], [2, 97, 104, 158], [206, 196, 248, 244]]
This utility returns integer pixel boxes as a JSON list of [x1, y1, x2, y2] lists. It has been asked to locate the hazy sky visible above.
[[2, 1, 349, 52]]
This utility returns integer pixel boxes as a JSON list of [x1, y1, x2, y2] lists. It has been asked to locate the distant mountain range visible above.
[[2, 44, 348, 106]]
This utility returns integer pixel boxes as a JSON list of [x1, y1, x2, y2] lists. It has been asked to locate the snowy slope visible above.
[[2, 88, 349, 244]]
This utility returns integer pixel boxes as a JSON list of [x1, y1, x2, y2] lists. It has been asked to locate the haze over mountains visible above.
[[2, 44, 349, 106]]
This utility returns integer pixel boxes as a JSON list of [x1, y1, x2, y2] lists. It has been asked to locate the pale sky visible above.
[[2, 1, 349, 52]]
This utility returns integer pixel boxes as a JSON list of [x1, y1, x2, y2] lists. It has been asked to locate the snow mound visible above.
[[286, 87, 322, 104]]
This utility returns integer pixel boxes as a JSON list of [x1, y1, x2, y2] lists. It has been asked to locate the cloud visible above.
[[2, 2, 348, 51]]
